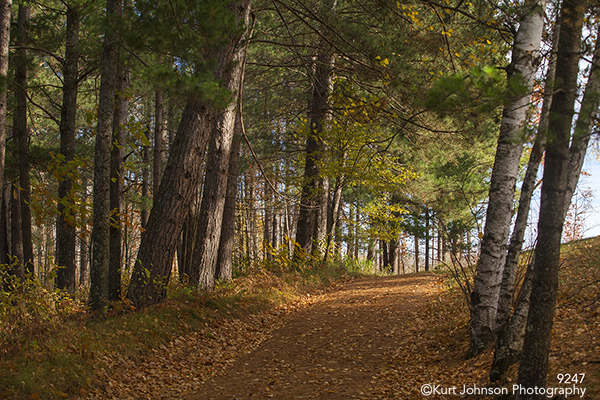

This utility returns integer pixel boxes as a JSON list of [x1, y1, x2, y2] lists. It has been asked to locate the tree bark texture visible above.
[[108, 67, 130, 302], [191, 3, 251, 290], [493, 22, 600, 384], [494, 17, 560, 336], [56, 5, 80, 293], [126, 0, 252, 307], [0, 0, 11, 234], [516, 0, 584, 396], [179, 190, 202, 284], [89, 0, 122, 311], [491, 261, 533, 382], [15, 5, 33, 277], [215, 113, 242, 282], [468, 0, 545, 358]]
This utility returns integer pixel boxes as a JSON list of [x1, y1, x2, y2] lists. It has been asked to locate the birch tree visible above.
[[468, 0, 545, 357]]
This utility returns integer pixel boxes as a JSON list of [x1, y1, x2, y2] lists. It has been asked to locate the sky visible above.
[[579, 151, 600, 238], [521, 147, 600, 248]]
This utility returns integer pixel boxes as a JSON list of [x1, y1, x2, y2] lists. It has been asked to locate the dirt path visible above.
[[185, 274, 443, 400]]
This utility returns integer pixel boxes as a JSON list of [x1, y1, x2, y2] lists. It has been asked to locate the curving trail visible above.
[[186, 274, 442, 400]]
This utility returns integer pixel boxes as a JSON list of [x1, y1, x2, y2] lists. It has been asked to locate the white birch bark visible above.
[[468, 0, 546, 357]]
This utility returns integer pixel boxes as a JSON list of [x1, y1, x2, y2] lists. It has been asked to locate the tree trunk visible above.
[[517, 0, 584, 396], [153, 90, 165, 194], [244, 168, 257, 261], [0, 185, 8, 272], [141, 139, 150, 228], [127, 1, 252, 307], [324, 169, 345, 262], [56, 4, 80, 293], [89, 0, 122, 311], [15, 5, 33, 277], [492, 13, 560, 355], [79, 174, 89, 286], [10, 184, 24, 279], [215, 112, 242, 282], [424, 209, 430, 272], [354, 201, 359, 259], [179, 203, 199, 283], [414, 235, 419, 272], [389, 239, 399, 274], [313, 175, 329, 257], [127, 97, 216, 305], [0, 0, 10, 253], [491, 262, 533, 382], [108, 66, 130, 302], [468, 0, 545, 358], [494, 18, 600, 384], [563, 37, 600, 213], [294, 0, 336, 259], [264, 181, 273, 259], [346, 203, 354, 258], [79, 230, 88, 286], [192, 9, 250, 290]]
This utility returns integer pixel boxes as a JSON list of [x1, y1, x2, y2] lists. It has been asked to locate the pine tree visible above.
[[89, 0, 123, 311]]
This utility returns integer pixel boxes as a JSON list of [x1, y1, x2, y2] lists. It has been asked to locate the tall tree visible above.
[[294, 0, 337, 259], [190, 3, 251, 290], [89, 0, 123, 311], [15, 4, 33, 276], [468, 0, 545, 357], [517, 0, 588, 394], [494, 17, 560, 336], [56, 4, 81, 293], [489, 15, 561, 382], [0, 0, 9, 251], [127, 0, 252, 308]]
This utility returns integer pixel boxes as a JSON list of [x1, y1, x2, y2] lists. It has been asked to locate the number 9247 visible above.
[[557, 373, 585, 384]]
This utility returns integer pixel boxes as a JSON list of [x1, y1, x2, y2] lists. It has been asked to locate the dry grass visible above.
[[372, 237, 600, 399]]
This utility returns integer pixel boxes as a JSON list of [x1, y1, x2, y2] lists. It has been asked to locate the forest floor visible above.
[[88, 263, 599, 399], [2, 238, 599, 399]]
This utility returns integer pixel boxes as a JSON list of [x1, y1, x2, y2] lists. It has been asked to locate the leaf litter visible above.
[[90, 240, 599, 400]]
